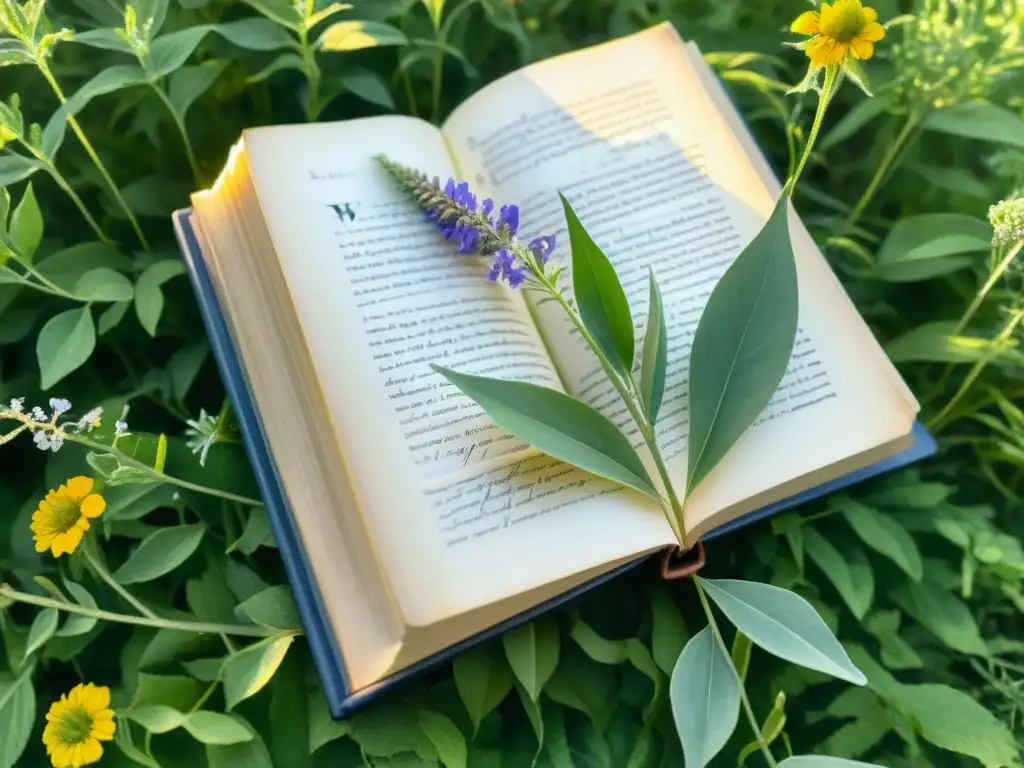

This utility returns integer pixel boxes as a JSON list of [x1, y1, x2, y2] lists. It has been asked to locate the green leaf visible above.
[[839, 500, 923, 580], [923, 101, 1024, 148], [131, 673, 204, 710], [309, 689, 349, 753], [214, 18, 294, 51], [731, 631, 752, 683], [804, 528, 873, 619], [885, 321, 1011, 364], [739, 692, 787, 766], [872, 213, 992, 282], [206, 718, 274, 768], [561, 193, 635, 375], [340, 67, 395, 109], [168, 61, 229, 119], [135, 259, 186, 336], [24, 608, 58, 658], [0, 669, 34, 768], [37, 307, 96, 389], [318, 20, 407, 51], [452, 642, 514, 736], [778, 758, 883, 767], [820, 93, 892, 151], [347, 701, 437, 760], [0, 155, 43, 187], [910, 163, 991, 199], [697, 577, 866, 684], [235, 585, 301, 630], [892, 581, 987, 655], [246, 52, 305, 84], [514, 680, 544, 757], [185, 711, 257, 745], [129, 704, 185, 733], [115, 719, 161, 768], [648, 583, 689, 676], [864, 611, 922, 670], [687, 194, 797, 493], [228, 507, 273, 554], [418, 710, 467, 768], [223, 633, 295, 709], [43, 65, 149, 156], [899, 684, 1019, 767], [73, 267, 134, 302], [639, 270, 668, 424], [421, 0, 445, 27], [670, 626, 740, 768], [9, 182, 42, 262], [148, 27, 213, 77], [431, 365, 658, 497], [56, 581, 98, 637], [113, 524, 205, 584], [502, 617, 559, 702], [269, 651, 310, 768], [543, 643, 616, 731]]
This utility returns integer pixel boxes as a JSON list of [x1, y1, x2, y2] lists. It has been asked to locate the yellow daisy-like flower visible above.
[[42, 683, 116, 768], [791, 0, 886, 66], [30, 476, 106, 558]]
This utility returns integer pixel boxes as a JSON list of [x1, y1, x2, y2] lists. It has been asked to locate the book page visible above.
[[442, 23, 917, 537], [239, 116, 673, 626]]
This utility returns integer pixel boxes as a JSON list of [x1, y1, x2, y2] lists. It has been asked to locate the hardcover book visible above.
[[171, 22, 936, 717]]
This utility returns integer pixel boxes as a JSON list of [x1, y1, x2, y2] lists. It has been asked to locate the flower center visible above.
[[51, 497, 82, 534], [57, 707, 94, 745], [822, 1, 866, 42]]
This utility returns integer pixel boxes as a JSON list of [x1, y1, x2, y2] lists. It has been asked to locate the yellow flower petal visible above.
[[790, 10, 820, 34], [82, 684, 111, 712], [91, 719, 116, 741], [67, 684, 85, 707], [860, 21, 885, 41], [806, 36, 849, 65], [850, 37, 874, 59], [49, 743, 71, 767], [80, 737, 103, 764], [66, 477, 94, 501], [862, 5, 877, 22], [35, 537, 54, 553], [80, 495, 105, 519], [819, 2, 836, 28]]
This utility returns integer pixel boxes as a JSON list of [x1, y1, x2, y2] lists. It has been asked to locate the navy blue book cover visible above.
[[171, 208, 936, 719]]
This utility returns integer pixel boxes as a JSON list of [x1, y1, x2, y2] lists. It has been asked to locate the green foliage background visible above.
[[2, 0, 1024, 765]]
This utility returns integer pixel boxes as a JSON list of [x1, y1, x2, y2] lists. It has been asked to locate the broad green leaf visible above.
[[648, 583, 689, 676], [862, 482, 950, 508], [453, 643, 514, 736], [56, 581, 99, 637], [0, 39, 33, 66], [687, 194, 797, 493], [670, 626, 740, 768], [207, 731, 274, 768], [318, 20, 407, 51], [840, 500, 922, 580], [24, 608, 58, 658], [223, 633, 295, 709], [309, 689, 349, 753], [418, 710, 467, 768], [185, 711, 256, 745], [131, 673, 204, 710], [73, 267, 134, 302], [43, 65, 149, 156], [99, 301, 131, 335], [246, 52, 306, 83], [169, 61, 229, 119], [347, 701, 437, 760], [697, 577, 866, 684], [135, 259, 186, 336], [421, 0, 445, 27], [431, 365, 658, 497], [240, 0, 302, 29], [561, 193, 635, 376], [115, 719, 161, 768], [899, 684, 1018, 767], [37, 307, 96, 389], [502, 617, 559, 702], [542, 643, 616, 731], [36, 241, 131, 286], [69, 29, 135, 53], [9, 182, 42, 262], [187, 567, 237, 624], [0, 669, 34, 768], [235, 585, 301, 630], [820, 93, 892, 151], [340, 67, 395, 109], [268, 652, 310, 768], [214, 18, 295, 51], [228, 507, 273, 554], [113, 524, 205, 584], [0, 155, 43, 186], [872, 213, 991, 282], [804, 528, 873, 619], [923, 101, 1024, 148], [640, 270, 668, 424], [864, 611, 922, 669], [148, 27, 213, 77], [892, 581, 987, 655], [885, 321, 1012, 363], [129, 704, 185, 733], [542, 703, 574, 768], [778, 758, 883, 767], [911, 163, 991, 199]]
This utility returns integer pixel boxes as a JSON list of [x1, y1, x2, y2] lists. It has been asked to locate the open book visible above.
[[173, 22, 933, 716]]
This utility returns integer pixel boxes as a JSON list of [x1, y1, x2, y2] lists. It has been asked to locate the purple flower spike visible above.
[[497, 204, 519, 236], [528, 235, 556, 264]]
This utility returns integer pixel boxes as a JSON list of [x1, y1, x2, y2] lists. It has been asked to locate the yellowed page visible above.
[[239, 115, 672, 626], [442, 23, 917, 536]]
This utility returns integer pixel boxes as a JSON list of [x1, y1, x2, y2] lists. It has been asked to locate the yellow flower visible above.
[[42, 683, 116, 768], [30, 476, 106, 557], [791, 0, 886, 66]]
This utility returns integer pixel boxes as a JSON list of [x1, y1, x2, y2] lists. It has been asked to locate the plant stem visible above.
[[150, 83, 202, 185], [298, 26, 321, 121], [0, 586, 281, 637], [787, 66, 840, 195], [695, 580, 777, 768], [84, 548, 159, 620], [431, 39, 444, 123], [842, 112, 920, 232], [35, 61, 149, 250], [955, 241, 1024, 334]]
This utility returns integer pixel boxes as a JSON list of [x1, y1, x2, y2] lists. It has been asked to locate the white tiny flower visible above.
[[990, 197, 1024, 248], [115, 420, 129, 437], [49, 398, 72, 416], [49, 429, 65, 452], [30, 407, 47, 422], [76, 407, 103, 433], [33, 430, 51, 451], [8, 398, 24, 413]]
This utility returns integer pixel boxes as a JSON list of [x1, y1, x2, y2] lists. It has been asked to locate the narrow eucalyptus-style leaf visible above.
[[687, 194, 797, 493], [639, 270, 668, 424], [502, 617, 559, 702], [697, 577, 866, 684], [670, 627, 740, 768], [561, 193, 635, 376], [431, 365, 658, 498]]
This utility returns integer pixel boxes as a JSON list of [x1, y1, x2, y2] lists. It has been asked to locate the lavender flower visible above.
[[30, 406, 46, 422], [115, 420, 129, 437], [8, 398, 24, 413], [376, 156, 556, 289], [49, 398, 71, 416]]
